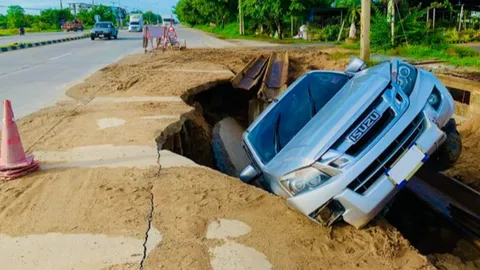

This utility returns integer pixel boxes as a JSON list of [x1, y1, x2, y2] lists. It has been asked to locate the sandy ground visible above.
[[1, 48, 477, 269], [446, 115, 480, 191]]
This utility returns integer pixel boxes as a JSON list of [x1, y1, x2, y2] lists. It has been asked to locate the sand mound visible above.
[[446, 115, 480, 191]]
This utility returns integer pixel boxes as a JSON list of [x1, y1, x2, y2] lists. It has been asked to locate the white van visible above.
[[162, 16, 174, 27]]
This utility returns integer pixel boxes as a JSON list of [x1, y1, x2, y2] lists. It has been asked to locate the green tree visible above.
[[6, 5, 26, 28], [90, 5, 116, 24], [0, 14, 7, 29], [333, 0, 360, 39], [143, 11, 162, 24], [77, 10, 94, 26], [39, 9, 73, 29], [174, 0, 205, 26]]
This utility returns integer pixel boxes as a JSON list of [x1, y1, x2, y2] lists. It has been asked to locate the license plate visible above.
[[386, 144, 428, 188]]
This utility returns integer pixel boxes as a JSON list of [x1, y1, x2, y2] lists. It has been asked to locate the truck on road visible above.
[[62, 19, 84, 32], [128, 13, 143, 32], [240, 58, 461, 229], [162, 16, 174, 26]]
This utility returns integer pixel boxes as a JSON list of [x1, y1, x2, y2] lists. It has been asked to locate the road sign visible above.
[[94, 15, 101, 22]]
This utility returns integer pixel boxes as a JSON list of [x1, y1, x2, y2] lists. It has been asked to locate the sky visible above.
[[0, 0, 178, 16]]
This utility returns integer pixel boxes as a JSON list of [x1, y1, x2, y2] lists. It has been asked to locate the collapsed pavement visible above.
[[0, 48, 478, 269]]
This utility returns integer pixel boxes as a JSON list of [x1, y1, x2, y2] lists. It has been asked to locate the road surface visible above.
[[0, 31, 86, 46], [0, 27, 234, 120]]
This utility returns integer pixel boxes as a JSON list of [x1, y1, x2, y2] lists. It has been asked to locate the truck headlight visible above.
[[427, 87, 441, 110], [394, 61, 417, 95], [280, 167, 331, 195]]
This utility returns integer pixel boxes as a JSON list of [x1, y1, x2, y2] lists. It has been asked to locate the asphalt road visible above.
[[0, 26, 235, 120], [0, 31, 86, 46]]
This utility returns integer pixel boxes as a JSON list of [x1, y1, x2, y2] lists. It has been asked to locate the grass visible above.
[[0, 28, 63, 36], [385, 45, 480, 68], [340, 40, 480, 68], [193, 22, 319, 44]]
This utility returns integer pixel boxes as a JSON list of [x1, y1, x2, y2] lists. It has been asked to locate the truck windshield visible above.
[[247, 72, 349, 164], [130, 22, 139, 25], [95, 23, 110, 28]]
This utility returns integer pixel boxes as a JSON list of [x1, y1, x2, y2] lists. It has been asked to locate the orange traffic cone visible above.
[[0, 100, 39, 180]]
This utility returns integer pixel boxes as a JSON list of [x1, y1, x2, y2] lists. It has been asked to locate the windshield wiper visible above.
[[307, 85, 317, 117], [273, 113, 281, 154]]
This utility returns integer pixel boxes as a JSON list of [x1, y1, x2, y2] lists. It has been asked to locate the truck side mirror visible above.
[[239, 165, 260, 184], [345, 58, 367, 75]]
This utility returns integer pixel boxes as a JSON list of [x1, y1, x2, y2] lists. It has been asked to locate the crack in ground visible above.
[[140, 188, 154, 270]]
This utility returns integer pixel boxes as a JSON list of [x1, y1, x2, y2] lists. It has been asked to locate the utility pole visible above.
[[291, 15, 294, 38], [360, 0, 371, 60], [388, 0, 395, 46], [238, 0, 244, 35], [458, 4, 464, 32], [60, 0, 63, 9]]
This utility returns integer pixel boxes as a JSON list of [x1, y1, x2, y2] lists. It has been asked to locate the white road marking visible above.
[[49, 53, 72, 61]]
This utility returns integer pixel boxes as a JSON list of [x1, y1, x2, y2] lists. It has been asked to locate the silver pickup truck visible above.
[[239, 58, 461, 228]]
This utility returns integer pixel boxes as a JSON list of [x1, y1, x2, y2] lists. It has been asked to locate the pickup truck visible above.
[[61, 19, 84, 32], [239, 58, 461, 228]]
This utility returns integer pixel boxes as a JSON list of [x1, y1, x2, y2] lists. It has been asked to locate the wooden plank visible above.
[[258, 51, 289, 102]]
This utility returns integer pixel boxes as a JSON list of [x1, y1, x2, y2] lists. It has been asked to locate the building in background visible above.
[[68, 3, 93, 16]]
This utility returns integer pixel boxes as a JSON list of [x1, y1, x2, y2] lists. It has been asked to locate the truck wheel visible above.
[[91, 36, 95, 40], [114, 35, 117, 39], [107, 35, 111, 40], [438, 130, 462, 167], [431, 121, 462, 171]]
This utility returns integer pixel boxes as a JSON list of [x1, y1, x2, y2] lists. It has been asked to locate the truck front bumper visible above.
[[286, 105, 447, 229]]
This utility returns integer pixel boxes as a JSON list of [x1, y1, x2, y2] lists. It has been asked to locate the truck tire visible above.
[[437, 130, 462, 169], [107, 35, 111, 40], [91, 36, 95, 40], [114, 35, 117, 39], [431, 119, 462, 170]]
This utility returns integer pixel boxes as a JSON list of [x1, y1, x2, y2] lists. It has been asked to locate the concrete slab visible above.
[[34, 145, 199, 169], [206, 219, 251, 240], [97, 117, 126, 129], [206, 219, 272, 270], [212, 117, 250, 177], [0, 227, 162, 270], [209, 241, 273, 270]]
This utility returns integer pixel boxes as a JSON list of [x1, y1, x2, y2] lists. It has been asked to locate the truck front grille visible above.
[[347, 113, 425, 194], [346, 108, 395, 156]]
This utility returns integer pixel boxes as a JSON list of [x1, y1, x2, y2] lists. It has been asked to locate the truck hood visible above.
[[265, 62, 392, 176]]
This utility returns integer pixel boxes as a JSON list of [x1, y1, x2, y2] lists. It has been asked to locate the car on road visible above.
[[90, 22, 118, 40], [239, 58, 461, 229]]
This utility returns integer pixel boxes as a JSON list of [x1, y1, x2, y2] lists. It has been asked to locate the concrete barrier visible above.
[[0, 35, 89, 54]]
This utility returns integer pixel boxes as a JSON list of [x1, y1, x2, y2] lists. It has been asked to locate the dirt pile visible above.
[[446, 115, 480, 191], [2, 47, 471, 269]]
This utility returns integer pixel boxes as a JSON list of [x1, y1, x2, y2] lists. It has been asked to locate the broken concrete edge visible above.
[[180, 78, 232, 105], [212, 122, 238, 177], [0, 35, 89, 54]]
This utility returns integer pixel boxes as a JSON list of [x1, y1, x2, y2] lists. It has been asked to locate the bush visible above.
[[371, 3, 447, 50], [305, 24, 341, 41], [445, 28, 480, 43]]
